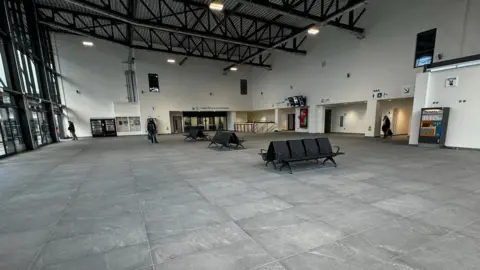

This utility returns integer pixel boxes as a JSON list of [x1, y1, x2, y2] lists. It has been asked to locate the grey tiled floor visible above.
[[1, 133, 480, 270]]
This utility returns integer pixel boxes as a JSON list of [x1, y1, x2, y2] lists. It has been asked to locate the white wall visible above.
[[329, 103, 367, 134], [113, 102, 140, 117], [54, 34, 128, 137], [251, 0, 480, 133], [136, 50, 252, 133], [54, 34, 252, 135], [55, 0, 480, 137], [417, 65, 480, 149]]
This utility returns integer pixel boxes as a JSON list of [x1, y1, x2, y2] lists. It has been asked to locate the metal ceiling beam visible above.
[[224, 0, 367, 71], [127, 0, 137, 47], [235, 0, 367, 37], [39, 20, 272, 69], [58, 0, 306, 55], [172, 0, 302, 32]]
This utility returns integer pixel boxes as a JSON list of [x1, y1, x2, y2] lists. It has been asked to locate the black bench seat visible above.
[[208, 131, 245, 149], [184, 128, 211, 141], [259, 138, 344, 173]]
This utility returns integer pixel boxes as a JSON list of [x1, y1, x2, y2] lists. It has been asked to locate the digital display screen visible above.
[[415, 56, 432, 67]]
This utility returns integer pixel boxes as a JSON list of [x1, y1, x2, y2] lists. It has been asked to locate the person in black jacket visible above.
[[147, 119, 158, 143], [68, 121, 78, 140], [382, 116, 392, 138]]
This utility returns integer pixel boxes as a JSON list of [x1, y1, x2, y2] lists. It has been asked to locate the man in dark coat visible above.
[[68, 121, 78, 140], [147, 119, 158, 143], [382, 116, 392, 138]]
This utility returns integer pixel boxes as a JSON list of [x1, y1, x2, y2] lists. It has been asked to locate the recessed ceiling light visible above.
[[167, 59, 176, 63], [82, 41, 94, 47], [307, 27, 320, 35], [209, 1, 224, 11], [230, 67, 238, 71]]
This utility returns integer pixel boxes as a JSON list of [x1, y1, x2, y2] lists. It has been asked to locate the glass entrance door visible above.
[[0, 108, 17, 155], [0, 108, 7, 156]]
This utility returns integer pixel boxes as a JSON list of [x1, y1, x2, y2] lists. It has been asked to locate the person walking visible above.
[[147, 119, 158, 144], [382, 115, 392, 139], [68, 121, 78, 140]]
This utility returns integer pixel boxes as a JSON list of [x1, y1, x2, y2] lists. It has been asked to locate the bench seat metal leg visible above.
[[323, 157, 337, 167]]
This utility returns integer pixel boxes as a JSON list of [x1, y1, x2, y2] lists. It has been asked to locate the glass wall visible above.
[[0, 0, 63, 158], [182, 112, 228, 132]]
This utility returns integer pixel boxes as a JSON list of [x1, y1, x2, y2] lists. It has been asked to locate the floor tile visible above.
[[409, 204, 480, 231], [372, 194, 440, 217], [415, 185, 470, 202], [236, 207, 318, 236], [222, 197, 292, 220], [280, 239, 386, 270], [34, 227, 147, 267], [358, 217, 448, 259], [393, 232, 480, 270], [150, 222, 248, 264], [322, 206, 396, 235], [253, 220, 344, 258], [154, 240, 273, 270]]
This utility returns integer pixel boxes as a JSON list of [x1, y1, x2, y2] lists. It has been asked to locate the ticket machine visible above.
[[418, 107, 450, 148]]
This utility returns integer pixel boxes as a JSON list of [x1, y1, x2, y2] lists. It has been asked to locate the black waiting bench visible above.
[[208, 131, 245, 149], [259, 138, 344, 174], [184, 127, 211, 141]]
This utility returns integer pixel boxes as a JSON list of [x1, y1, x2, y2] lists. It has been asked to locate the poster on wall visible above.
[[300, 108, 308, 128]]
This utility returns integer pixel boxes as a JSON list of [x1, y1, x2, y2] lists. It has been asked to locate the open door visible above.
[[324, 109, 332, 133], [287, 114, 295, 130], [172, 116, 182, 133]]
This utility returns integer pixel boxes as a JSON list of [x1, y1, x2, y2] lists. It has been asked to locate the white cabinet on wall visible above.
[[115, 116, 142, 135]]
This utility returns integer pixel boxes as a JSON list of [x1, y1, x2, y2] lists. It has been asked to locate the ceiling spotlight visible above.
[[209, 1, 224, 11], [82, 41, 94, 47], [230, 67, 238, 71], [307, 27, 320, 35], [167, 59, 176, 63]]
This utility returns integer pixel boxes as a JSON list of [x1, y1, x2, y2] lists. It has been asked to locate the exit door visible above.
[[287, 114, 295, 130], [172, 116, 182, 133], [324, 109, 332, 133]]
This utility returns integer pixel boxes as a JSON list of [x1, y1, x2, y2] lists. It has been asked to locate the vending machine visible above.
[[418, 107, 450, 148]]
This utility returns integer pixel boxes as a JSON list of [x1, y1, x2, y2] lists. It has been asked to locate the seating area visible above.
[[3, 133, 480, 270], [260, 138, 344, 173], [208, 131, 245, 149]]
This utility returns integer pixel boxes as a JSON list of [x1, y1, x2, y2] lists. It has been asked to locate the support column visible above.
[[409, 73, 430, 145], [365, 100, 381, 137], [274, 108, 279, 131], [315, 105, 326, 134], [227, 111, 236, 131]]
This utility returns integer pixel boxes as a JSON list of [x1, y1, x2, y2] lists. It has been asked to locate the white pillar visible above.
[[274, 108, 279, 131], [365, 100, 381, 137], [409, 73, 430, 145], [315, 105, 326, 134], [227, 111, 236, 131]]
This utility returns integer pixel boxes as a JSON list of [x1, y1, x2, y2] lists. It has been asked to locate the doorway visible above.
[[287, 114, 295, 130], [172, 116, 182, 133], [324, 109, 332, 133]]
